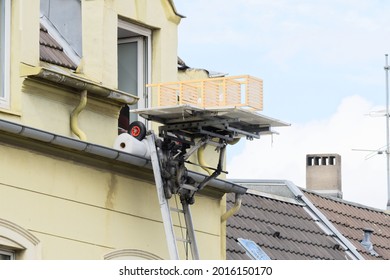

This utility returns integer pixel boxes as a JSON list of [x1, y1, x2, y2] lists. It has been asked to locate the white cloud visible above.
[[227, 95, 388, 209], [175, 1, 390, 208]]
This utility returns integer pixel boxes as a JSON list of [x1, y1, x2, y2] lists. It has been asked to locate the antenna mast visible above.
[[384, 54, 390, 210]]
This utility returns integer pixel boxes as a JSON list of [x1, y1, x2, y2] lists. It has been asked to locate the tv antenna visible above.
[[385, 54, 390, 210], [352, 54, 390, 210], [352, 146, 386, 160]]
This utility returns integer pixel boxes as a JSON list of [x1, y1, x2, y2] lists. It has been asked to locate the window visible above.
[[0, 249, 15, 260], [0, 0, 10, 109], [237, 238, 271, 260], [40, 0, 82, 57], [0, 218, 41, 260], [117, 20, 151, 126]]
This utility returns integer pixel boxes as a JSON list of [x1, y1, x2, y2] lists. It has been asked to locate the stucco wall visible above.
[[178, 68, 209, 81], [0, 0, 228, 260], [0, 140, 223, 259], [1, 0, 181, 147]]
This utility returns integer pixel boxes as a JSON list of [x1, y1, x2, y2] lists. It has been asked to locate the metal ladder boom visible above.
[[146, 132, 199, 260], [181, 199, 199, 259]]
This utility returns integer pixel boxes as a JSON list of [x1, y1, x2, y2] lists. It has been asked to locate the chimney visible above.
[[306, 153, 342, 198]]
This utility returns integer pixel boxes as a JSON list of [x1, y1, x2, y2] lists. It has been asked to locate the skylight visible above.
[[237, 238, 271, 260]]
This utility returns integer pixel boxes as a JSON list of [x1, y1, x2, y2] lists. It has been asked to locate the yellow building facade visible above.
[[0, 0, 246, 260]]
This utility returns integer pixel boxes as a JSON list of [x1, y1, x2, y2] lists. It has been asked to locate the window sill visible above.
[[0, 107, 21, 117]]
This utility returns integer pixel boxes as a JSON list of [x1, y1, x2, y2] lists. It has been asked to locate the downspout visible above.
[[197, 138, 241, 175], [220, 192, 242, 259], [70, 89, 88, 141], [221, 138, 242, 221], [197, 139, 243, 220], [227, 138, 240, 145], [221, 193, 242, 222], [197, 145, 213, 175]]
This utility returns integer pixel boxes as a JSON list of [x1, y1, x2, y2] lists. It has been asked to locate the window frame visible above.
[[0, 0, 11, 109], [117, 19, 151, 124], [0, 248, 15, 260], [0, 218, 41, 260]]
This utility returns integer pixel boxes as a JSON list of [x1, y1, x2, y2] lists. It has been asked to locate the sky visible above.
[[174, 0, 390, 210]]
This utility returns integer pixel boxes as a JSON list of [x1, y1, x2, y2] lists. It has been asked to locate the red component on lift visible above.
[[129, 121, 146, 140]]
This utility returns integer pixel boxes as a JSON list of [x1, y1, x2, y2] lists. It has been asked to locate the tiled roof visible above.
[[304, 191, 390, 260], [39, 24, 78, 70], [226, 192, 352, 260]]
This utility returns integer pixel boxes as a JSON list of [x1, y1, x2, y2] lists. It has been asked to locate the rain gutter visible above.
[[20, 63, 139, 105], [0, 119, 247, 195]]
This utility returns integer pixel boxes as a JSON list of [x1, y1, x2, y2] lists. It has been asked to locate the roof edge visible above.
[[284, 180, 365, 260], [231, 179, 365, 260], [0, 119, 247, 195], [20, 63, 139, 105], [246, 188, 305, 206], [168, 0, 186, 18]]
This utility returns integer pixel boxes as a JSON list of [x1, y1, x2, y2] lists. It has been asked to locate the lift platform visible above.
[[127, 104, 288, 260], [118, 75, 289, 259], [133, 104, 288, 144]]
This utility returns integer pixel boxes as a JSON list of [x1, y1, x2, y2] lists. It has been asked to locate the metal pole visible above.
[[181, 201, 200, 260], [384, 54, 390, 210], [146, 133, 180, 260]]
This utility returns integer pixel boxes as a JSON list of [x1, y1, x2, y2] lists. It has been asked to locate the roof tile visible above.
[[39, 23, 78, 70], [227, 193, 350, 260], [304, 191, 390, 259]]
